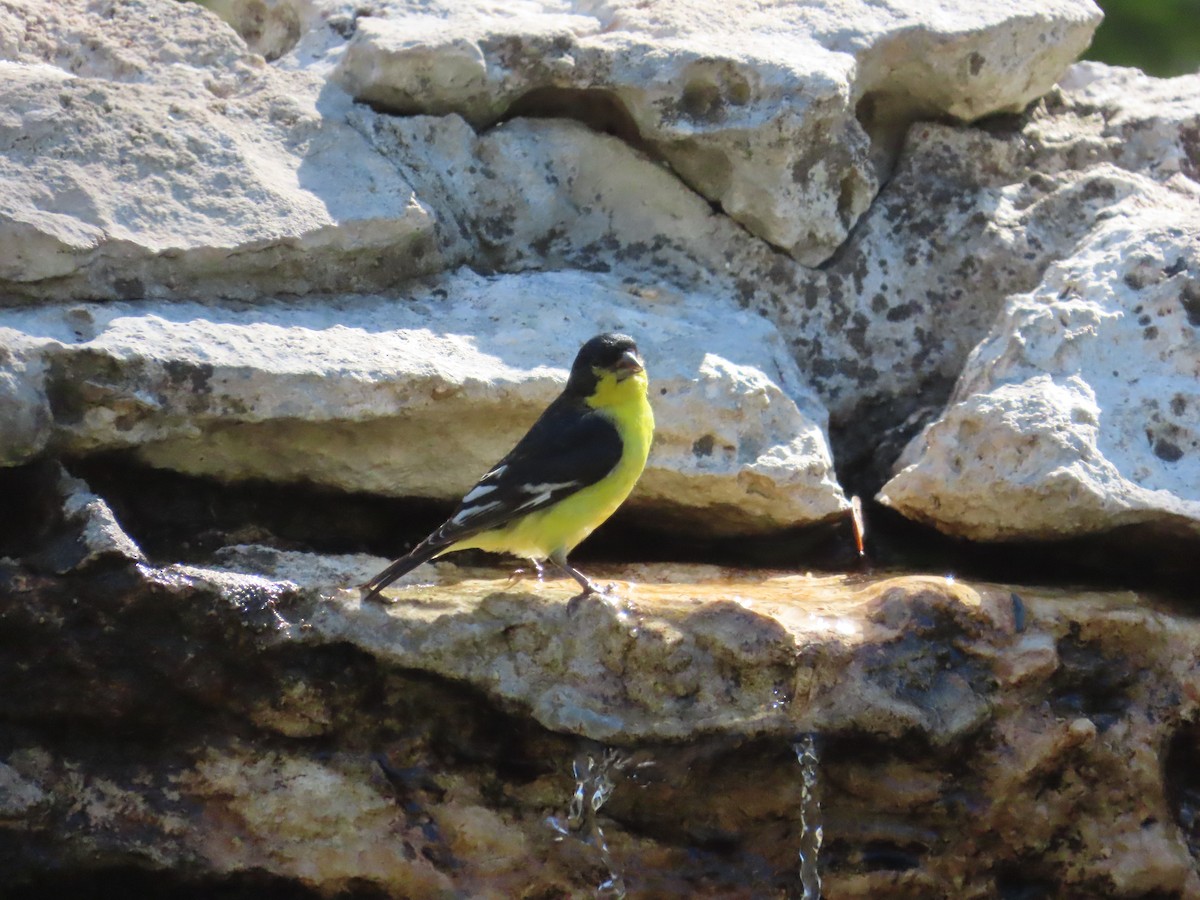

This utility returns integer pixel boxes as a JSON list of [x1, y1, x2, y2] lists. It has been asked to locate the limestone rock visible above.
[[0, 268, 846, 534], [333, 0, 1100, 263], [55, 468, 146, 570], [879, 154, 1200, 541], [3, 507, 1200, 896], [0, 0, 452, 302], [767, 62, 1200, 489], [0, 0, 1145, 509], [2, 0, 848, 534]]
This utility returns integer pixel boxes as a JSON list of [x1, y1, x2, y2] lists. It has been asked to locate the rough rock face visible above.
[[879, 65, 1200, 540], [334, 0, 1101, 264], [0, 268, 844, 532], [782, 62, 1200, 491], [9, 0, 1195, 549], [4, 3, 1200, 894], [3, 476, 1200, 898], [0, 0, 445, 300], [881, 202, 1200, 540], [7, 0, 1193, 548]]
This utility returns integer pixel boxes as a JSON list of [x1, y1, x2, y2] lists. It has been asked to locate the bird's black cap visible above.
[[565, 333, 642, 396]]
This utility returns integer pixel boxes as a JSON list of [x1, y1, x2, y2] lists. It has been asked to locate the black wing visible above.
[[426, 396, 623, 546], [361, 396, 622, 600]]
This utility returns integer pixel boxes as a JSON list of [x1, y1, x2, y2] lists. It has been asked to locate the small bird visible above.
[[361, 333, 654, 601]]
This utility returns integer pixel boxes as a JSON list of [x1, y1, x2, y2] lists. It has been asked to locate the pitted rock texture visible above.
[[0, 0, 447, 301], [3, 479, 1200, 898], [879, 74, 1200, 540], [772, 63, 1200, 493]]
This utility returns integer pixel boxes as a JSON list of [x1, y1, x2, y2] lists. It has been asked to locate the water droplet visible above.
[[545, 815, 570, 837]]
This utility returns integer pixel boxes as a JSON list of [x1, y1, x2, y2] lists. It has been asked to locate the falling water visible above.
[[794, 733, 823, 900], [548, 747, 629, 898]]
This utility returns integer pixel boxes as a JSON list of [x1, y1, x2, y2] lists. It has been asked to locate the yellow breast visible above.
[[464, 369, 653, 560]]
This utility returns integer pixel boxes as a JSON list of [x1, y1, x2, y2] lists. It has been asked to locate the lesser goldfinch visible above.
[[361, 333, 654, 600]]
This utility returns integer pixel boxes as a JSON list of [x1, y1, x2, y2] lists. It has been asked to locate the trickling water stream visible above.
[[550, 747, 631, 898], [793, 734, 823, 900]]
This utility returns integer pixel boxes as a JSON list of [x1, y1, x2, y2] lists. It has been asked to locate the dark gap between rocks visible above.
[[57, 452, 858, 571], [827, 375, 957, 497], [1048, 624, 1138, 732], [993, 862, 1062, 900], [5, 455, 1195, 602], [0, 458, 62, 558], [859, 503, 1200, 604], [497, 86, 651, 154], [853, 89, 925, 192], [1164, 721, 1200, 866]]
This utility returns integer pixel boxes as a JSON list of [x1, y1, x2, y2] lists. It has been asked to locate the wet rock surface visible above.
[[3, 474, 1200, 898]]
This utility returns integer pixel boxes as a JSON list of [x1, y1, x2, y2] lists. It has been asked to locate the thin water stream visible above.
[[793, 734, 823, 900], [549, 748, 631, 898]]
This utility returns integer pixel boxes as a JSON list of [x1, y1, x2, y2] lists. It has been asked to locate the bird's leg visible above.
[[506, 559, 546, 587], [548, 550, 603, 595]]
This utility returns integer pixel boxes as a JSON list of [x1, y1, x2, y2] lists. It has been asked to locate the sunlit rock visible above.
[[4, 2, 1200, 892], [0, 0, 1161, 512], [0, 269, 845, 534], [333, 0, 1100, 263], [880, 188, 1200, 541], [774, 61, 1200, 488], [0, 0, 453, 301]]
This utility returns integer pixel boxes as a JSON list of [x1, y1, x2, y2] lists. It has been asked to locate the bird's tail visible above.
[[360, 539, 445, 602]]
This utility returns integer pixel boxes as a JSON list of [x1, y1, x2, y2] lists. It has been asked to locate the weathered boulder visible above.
[[768, 61, 1200, 494], [880, 66, 1200, 541], [0, 0, 449, 301]]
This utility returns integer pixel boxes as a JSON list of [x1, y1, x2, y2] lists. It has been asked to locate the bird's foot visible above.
[[566, 589, 591, 616], [566, 583, 639, 620]]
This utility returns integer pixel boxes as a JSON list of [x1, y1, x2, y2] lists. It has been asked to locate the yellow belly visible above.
[[448, 377, 653, 560]]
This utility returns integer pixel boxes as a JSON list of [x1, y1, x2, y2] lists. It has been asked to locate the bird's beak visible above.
[[613, 349, 644, 381]]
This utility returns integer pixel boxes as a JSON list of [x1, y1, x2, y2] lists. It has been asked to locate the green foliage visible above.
[[1086, 0, 1200, 76]]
